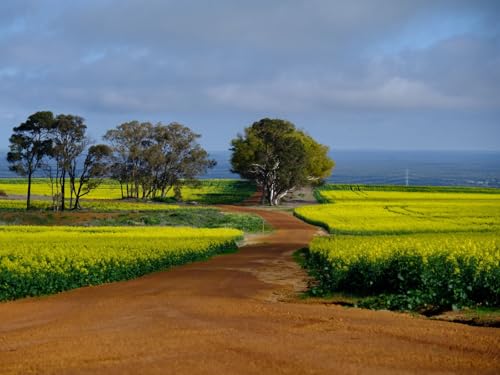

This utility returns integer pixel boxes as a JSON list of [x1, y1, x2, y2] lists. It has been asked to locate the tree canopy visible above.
[[104, 121, 215, 200], [7, 111, 113, 210], [230, 118, 334, 205], [7, 113, 215, 209], [7, 111, 54, 209]]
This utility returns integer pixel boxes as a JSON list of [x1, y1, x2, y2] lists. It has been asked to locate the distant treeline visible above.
[[6, 111, 215, 210]]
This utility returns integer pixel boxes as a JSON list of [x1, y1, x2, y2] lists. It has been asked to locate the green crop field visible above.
[[295, 185, 500, 311], [0, 178, 255, 204], [0, 226, 242, 301]]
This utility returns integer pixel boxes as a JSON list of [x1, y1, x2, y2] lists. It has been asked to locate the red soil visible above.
[[0, 206, 498, 374]]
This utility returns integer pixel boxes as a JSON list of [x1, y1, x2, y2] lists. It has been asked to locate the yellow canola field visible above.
[[296, 186, 500, 309], [0, 179, 255, 203], [0, 198, 180, 211], [0, 226, 242, 300], [319, 189, 500, 202], [311, 233, 499, 274], [296, 190, 500, 234], [0, 179, 122, 199], [308, 232, 500, 307]]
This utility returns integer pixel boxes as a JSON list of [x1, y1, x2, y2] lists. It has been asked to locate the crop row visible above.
[[0, 226, 242, 301], [306, 233, 499, 309]]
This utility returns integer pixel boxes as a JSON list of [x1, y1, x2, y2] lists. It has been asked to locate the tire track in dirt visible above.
[[0, 206, 499, 374]]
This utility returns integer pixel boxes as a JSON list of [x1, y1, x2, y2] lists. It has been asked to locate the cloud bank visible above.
[[1, 0, 499, 150]]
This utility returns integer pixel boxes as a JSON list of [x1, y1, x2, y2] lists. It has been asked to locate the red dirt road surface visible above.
[[0, 207, 499, 374]]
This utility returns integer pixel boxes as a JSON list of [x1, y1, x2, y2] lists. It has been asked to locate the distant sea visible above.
[[1, 150, 499, 188]]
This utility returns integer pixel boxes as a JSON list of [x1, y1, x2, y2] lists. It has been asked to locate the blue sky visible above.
[[1, 0, 499, 151]]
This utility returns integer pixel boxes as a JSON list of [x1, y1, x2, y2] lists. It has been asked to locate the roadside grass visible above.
[[0, 178, 266, 232], [0, 207, 271, 233], [88, 208, 272, 233]]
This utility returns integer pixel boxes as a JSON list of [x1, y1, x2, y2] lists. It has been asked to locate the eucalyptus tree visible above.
[[50, 114, 87, 210], [151, 122, 215, 199], [230, 118, 334, 206], [71, 144, 113, 209], [104, 121, 154, 199], [104, 121, 215, 200], [7, 111, 54, 209]]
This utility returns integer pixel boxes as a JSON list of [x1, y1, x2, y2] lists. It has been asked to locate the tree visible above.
[[230, 118, 334, 206], [151, 122, 216, 199], [71, 144, 113, 209], [50, 114, 87, 211], [104, 121, 154, 199], [104, 121, 215, 200], [7, 111, 54, 209]]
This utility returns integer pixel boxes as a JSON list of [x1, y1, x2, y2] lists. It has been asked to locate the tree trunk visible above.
[[60, 171, 66, 211], [274, 189, 291, 206], [73, 187, 84, 210], [259, 185, 266, 205], [69, 176, 74, 209], [74, 195, 80, 210], [54, 165, 60, 211], [26, 172, 32, 210], [267, 182, 277, 206], [73, 179, 83, 210]]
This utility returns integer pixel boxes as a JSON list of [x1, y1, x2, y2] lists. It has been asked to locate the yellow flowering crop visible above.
[[308, 232, 499, 307], [0, 198, 180, 211], [296, 185, 500, 309], [0, 178, 255, 203], [296, 190, 500, 234], [0, 225, 242, 300]]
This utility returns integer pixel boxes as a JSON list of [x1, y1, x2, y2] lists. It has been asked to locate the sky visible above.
[[1, 0, 499, 152]]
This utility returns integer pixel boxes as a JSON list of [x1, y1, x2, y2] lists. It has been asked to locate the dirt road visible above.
[[0, 207, 499, 374]]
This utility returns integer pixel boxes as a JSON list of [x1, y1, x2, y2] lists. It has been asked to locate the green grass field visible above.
[[295, 185, 500, 311], [85, 208, 271, 232], [0, 207, 270, 233]]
